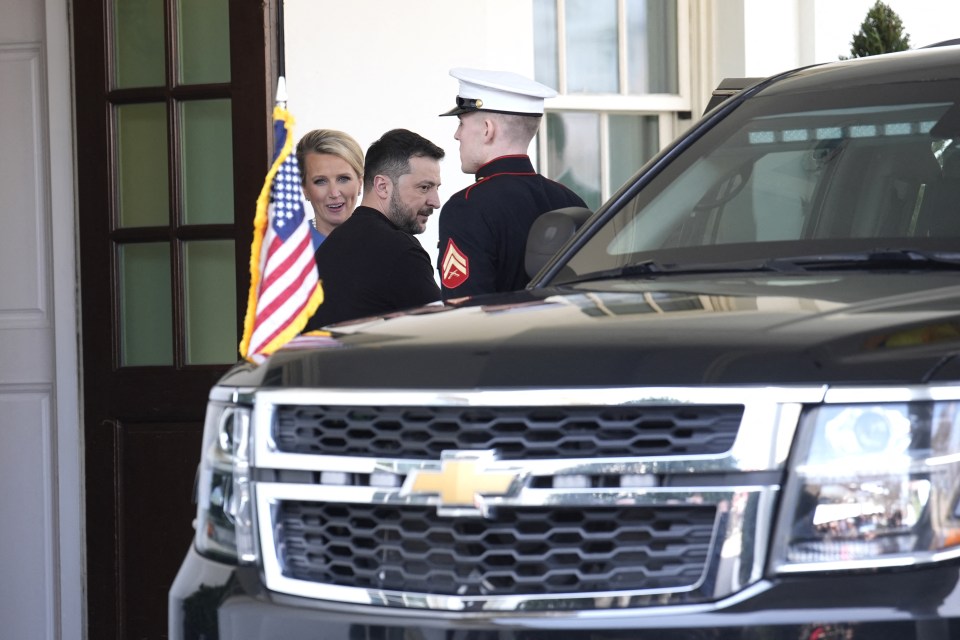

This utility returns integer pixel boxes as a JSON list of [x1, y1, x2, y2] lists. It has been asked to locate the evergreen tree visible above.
[[846, 1, 911, 58]]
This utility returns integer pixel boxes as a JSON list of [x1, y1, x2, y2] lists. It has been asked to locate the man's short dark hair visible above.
[[363, 128, 445, 190]]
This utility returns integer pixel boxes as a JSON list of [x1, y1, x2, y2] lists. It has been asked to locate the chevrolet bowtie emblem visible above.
[[402, 450, 522, 516]]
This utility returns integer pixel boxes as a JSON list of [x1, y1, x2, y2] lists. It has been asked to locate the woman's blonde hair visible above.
[[295, 129, 364, 184]]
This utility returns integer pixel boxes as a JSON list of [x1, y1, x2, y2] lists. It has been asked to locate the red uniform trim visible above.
[[465, 171, 538, 200]]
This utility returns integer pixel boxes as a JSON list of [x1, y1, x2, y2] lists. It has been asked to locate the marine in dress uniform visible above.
[[437, 68, 587, 300]]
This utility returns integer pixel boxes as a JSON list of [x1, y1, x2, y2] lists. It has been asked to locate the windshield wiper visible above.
[[559, 258, 797, 284], [559, 260, 666, 284], [570, 260, 665, 282], [558, 249, 960, 285], [764, 249, 960, 271]]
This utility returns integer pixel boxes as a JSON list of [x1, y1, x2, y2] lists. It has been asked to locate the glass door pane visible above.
[[114, 0, 165, 88], [178, 0, 231, 84], [184, 240, 237, 364], [119, 242, 173, 366], [118, 103, 170, 227], [181, 99, 234, 224]]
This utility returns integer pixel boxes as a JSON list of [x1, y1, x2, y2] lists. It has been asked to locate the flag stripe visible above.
[[248, 265, 319, 354], [259, 224, 312, 302], [249, 242, 319, 352], [256, 264, 317, 329], [256, 249, 316, 324]]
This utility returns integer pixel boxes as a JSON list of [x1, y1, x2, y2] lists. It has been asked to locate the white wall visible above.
[[284, 0, 536, 276], [742, 0, 803, 77]]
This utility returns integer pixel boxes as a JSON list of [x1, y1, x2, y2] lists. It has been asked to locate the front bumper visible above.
[[170, 547, 960, 640]]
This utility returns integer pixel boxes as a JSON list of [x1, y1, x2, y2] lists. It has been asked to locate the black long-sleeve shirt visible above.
[[303, 206, 440, 330]]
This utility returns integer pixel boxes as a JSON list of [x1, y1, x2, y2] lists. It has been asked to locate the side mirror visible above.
[[525, 206, 593, 278]]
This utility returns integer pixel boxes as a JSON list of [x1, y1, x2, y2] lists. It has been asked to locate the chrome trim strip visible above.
[[253, 451, 785, 477], [775, 543, 960, 573], [256, 480, 773, 510], [252, 385, 827, 408], [824, 384, 960, 403]]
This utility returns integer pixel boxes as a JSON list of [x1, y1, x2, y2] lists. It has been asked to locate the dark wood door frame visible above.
[[73, 2, 278, 637]]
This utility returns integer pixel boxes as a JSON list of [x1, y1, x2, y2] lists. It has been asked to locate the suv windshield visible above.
[[554, 77, 960, 284]]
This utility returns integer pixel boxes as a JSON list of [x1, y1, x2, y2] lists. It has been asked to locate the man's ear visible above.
[[373, 174, 392, 198], [483, 117, 496, 143]]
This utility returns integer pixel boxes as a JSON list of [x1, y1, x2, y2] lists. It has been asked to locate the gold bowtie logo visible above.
[[405, 452, 520, 508]]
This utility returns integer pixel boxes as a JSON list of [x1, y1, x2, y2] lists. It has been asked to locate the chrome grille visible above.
[[251, 386, 821, 611], [273, 404, 743, 459], [277, 501, 716, 596]]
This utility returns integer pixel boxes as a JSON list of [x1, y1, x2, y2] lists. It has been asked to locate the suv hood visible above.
[[224, 272, 960, 390]]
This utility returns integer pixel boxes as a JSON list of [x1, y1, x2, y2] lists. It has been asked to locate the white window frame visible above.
[[538, 0, 693, 204], [546, 0, 691, 108]]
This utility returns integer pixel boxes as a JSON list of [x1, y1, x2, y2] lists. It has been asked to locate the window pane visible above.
[[181, 99, 234, 224], [533, 0, 559, 90], [120, 243, 173, 366], [627, 0, 679, 94], [118, 103, 170, 227], [609, 114, 659, 193], [546, 112, 602, 210], [565, 0, 618, 94], [184, 240, 237, 364], [178, 0, 231, 84], [114, 0, 165, 88]]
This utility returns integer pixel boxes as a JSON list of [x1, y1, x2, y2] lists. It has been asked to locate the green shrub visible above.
[[845, 1, 910, 58]]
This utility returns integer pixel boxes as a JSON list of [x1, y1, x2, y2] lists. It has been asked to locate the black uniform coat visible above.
[[437, 155, 586, 299], [303, 206, 440, 331]]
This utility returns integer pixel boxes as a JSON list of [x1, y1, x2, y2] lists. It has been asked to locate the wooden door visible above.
[[72, 1, 277, 637]]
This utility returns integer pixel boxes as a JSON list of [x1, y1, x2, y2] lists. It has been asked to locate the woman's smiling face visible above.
[[301, 152, 361, 236]]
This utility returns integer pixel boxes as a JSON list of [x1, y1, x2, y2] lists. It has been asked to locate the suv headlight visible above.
[[772, 401, 960, 572], [194, 393, 256, 563]]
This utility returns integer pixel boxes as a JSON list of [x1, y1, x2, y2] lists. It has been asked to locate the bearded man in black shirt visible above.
[[303, 128, 445, 331]]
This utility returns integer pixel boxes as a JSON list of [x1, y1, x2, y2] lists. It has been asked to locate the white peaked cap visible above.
[[439, 67, 558, 117]]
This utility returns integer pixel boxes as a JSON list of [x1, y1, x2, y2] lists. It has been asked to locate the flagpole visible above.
[[275, 76, 287, 109], [276, 0, 286, 80]]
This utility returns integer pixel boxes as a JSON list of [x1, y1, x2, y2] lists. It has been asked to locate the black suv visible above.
[[170, 44, 960, 640]]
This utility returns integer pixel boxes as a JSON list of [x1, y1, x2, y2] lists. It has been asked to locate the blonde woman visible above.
[[295, 128, 364, 245]]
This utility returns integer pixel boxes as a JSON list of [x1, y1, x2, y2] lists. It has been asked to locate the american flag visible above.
[[239, 103, 324, 362]]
